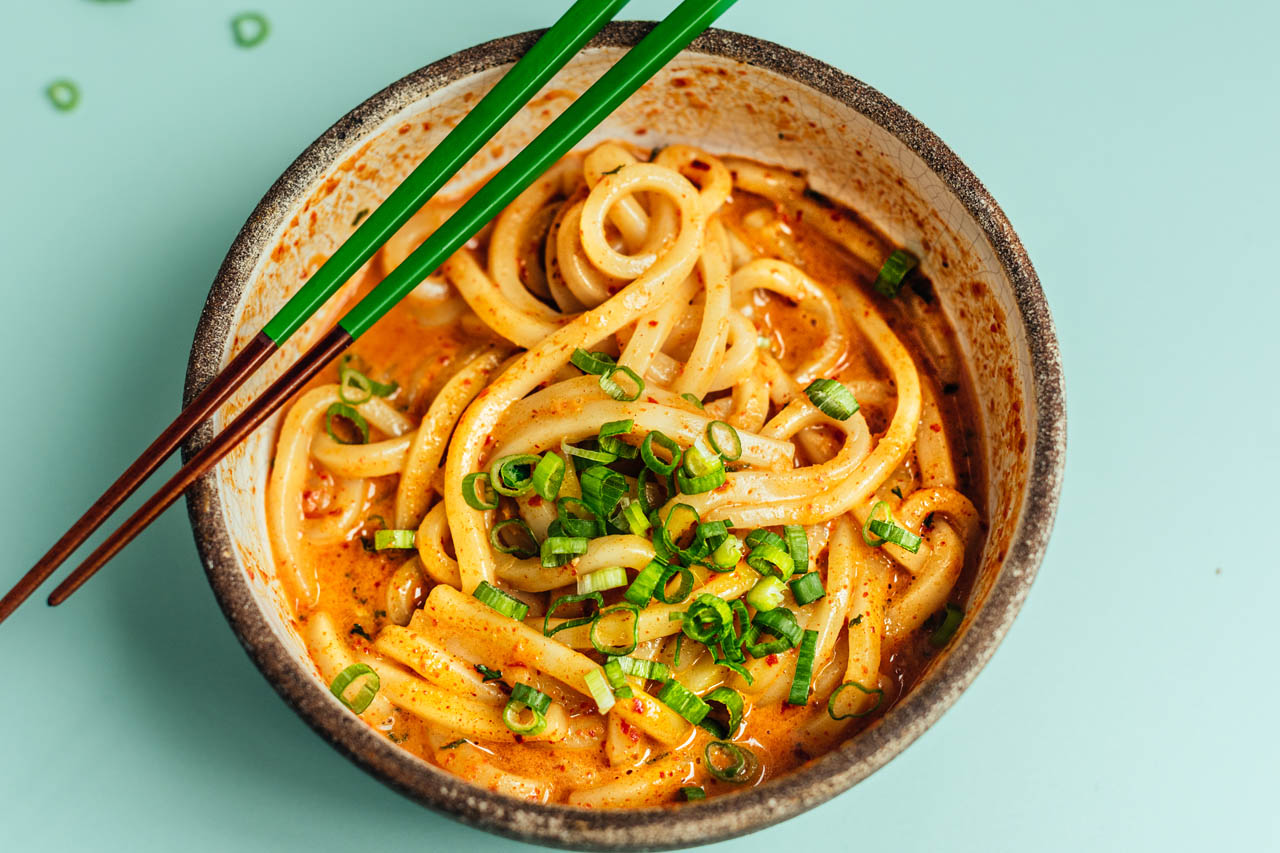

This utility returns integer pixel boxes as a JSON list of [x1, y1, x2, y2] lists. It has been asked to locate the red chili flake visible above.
[[648, 320, 659, 327], [690, 159, 710, 171], [528, 495, 543, 507], [930, 423, 942, 433], [631, 699, 644, 714], [672, 77, 689, 88], [646, 396, 659, 404], [765, 654, 779, 666], [635, 128, 648, 136]]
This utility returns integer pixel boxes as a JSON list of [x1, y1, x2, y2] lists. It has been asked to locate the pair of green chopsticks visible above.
[[0, 0, 738, 621]]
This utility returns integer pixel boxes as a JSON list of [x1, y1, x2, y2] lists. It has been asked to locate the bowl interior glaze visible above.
[[183, 23, 1064, 851]]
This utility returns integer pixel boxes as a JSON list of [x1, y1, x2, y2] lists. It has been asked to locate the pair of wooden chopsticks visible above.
[[0, 0, 738, 623]]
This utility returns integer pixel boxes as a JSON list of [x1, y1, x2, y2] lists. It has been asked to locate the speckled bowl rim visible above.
[[182, 23, 1065, 851]]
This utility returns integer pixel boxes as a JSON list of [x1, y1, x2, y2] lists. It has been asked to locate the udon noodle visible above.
[[266, 142, 984, 806]]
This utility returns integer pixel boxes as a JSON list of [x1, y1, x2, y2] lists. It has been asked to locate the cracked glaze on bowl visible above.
[[182, 23, 1065, 851]]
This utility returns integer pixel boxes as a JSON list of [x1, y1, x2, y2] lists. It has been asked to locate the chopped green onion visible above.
[[338, 365, 397, 405], [373, 529, 416, 550], [656, 678, 711, 725], [556, 497, 601, 538], [472, 581, 529, 621], [577, 566, 629, 595], [681, 594, 733, 644], [583, 667, 616, 714], [329, 663, 380, 713], [783, 525, 809, 573], [503, 683, 551, 735], [680, 393, 705, 410], [862, 500, 923, 553], [873, 248, 919, 298], [711, 535, 743, 569], [45, 79, 80, 112], [682, 442, 720, 478], [589, 603, 640, 655], [929, 603, 965, 648], [540, 535, 589, 568], [611, 656, 670, 682], [827, 680, 885, 720], [746, 541, 794, 580], [746, 607, 803, 656], [490, 454, 540, 497], [804, 379, 859, 420], [705, 741, 756, 783], [640, 431, 682, 475], [325, 403, 369, 444], [789, 572, 826, 605], [599, 365, 644, 401], [602, 658, 633, 699], [656, 503, 701, 565], [676, 467, 725, 494], [489, 518, 538, 559], [580, 465, 628, 521], [531, 453, 565, 501], [700, 686, 744, 738], [619, 499, 651, 537], [474, 664, 503, 683], [544, 592, 602, 637], [230, 11, 270, 48], [510, 682, 551, 715], [570, 348, 616, 375], [653, 562, 694, 605], [562, 440, 617, 465], [787, 629, 819, 705], [679, 786, 706, 801], [598, 419, 638, 459], [866, 518, 924, 553], [461, 472, 499, 510], [673, 633, 684, 667], [623, 559, 668, 607], [746, 576, 787, 612], [635, 467, 670, 513], [706, 421, 742, 461], [744, 529, 787, 551]]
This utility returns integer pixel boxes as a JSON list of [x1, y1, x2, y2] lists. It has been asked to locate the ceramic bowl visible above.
[[183, 22, 1065, 850]]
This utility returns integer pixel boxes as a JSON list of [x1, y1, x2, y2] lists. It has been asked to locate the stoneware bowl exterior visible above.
[[183, 23, 1065, 851]]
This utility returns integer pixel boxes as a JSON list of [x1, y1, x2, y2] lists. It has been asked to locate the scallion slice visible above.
[[556, 497, 601, 538], [655, 503, 701, 565], [373, 529, 416, 550], [710, 535, 743, 570], [562, 440, 617, 465], [656, 678, 711, 725], [612, 656, 670, 682], [490, 454, 540, 497], [706, 421, 742, 461], [325, 402, 369, 444], [929, 602, 964, 648], [531, 453, 565, 501], [489, 518, 539, 559], [705, 741, 756, 783], [580, 465, 628, 521], [598, 419, 638, 459], [681, 393, 705, 410], [589, 603, 640, 655], [599, 365, 644, 401], [746, 576, 786, 612], [789, 572, 826, 605], [746, 607, 802, 657], [577, 566, 629, 595], [653, 562, 694, 605], [503, 683, 551, 735], [583, 667, 616, 714], [570, 347, 616, 375], [827, 680, 885, 720], [787, 629, 819, 705], [510, 682, 551, 714], [543, 592, 601, 637], [700, 686, 744, 738], [804, 378, 859, 420], [637, 430, 680, 477], [623, 559, 667, 607], [329, 663, 380, 713], [873, 248, 919, 298], [338, 365, 397, 405], [682, 442, 721, 478], [681, 593, 734, 644], [783, 525, 809, 573], [679, 786, 706, 801], [746, 541, 794, 580], [472, 580, 528, 621], [540, 535, 589, 568], [46, 79, 80, 112], [861, 500, 923, 553], [603, 658, 633, 699], [462, 472, 499, 510], [474, 664, 503, 683], [676, 466, 725, 494], [619, 498, 651, 537]]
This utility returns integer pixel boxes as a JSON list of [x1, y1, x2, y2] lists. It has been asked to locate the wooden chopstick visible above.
[[48, 0, 738, 608], [0, 0, 631, 624]]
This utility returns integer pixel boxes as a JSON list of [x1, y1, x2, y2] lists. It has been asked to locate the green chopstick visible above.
[[339, 0, 738, 339], [262, 0, 630, 344]]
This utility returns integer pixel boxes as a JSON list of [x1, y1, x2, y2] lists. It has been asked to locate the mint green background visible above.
[[1, 1, 1276, 850]]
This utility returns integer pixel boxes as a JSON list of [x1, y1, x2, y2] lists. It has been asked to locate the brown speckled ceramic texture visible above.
[[182, 23, 1065, 851]]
